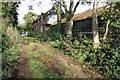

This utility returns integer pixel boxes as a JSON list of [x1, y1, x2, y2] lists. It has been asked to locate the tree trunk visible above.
[[92, 0, 100, 48], [65, 17, 73, 38], [57, 10, 62, 32], [103, 20, 110, 39], [54, 3, 62, 32]]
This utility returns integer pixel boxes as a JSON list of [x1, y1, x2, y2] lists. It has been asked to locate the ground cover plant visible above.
[[29, 30, 120, 78]]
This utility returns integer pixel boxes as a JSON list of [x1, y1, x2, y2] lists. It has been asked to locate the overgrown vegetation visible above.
[[29, 25, 120, 78], [2, 27, 21, 78], [1, 1, 21, 78], [23, 12, 38, 32], [1, 0, 120, 79]]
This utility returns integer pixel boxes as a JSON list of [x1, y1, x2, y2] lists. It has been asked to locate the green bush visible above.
[[2, 26, 21, 78], [72, 36, 119, 78], [2, 27, 21, 50], [2, 46, 20, 78]]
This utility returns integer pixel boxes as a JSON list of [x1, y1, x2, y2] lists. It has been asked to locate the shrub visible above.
[[2, 46, 20, 78], [2, 26, 21, 78], [2, 27, 21, 50]]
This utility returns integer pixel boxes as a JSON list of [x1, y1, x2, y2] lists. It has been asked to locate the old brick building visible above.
[[33, 7, 57, 32], [51, 5, 111, 35]]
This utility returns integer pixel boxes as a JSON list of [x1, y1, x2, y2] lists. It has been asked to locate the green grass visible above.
[[28, 43, 65, 78], [28, 52, 65, 78], [24, 36, 66, 78], [28, 51, 48, 78], [23, 36, 41, 44], [28, 51, 40, 58], [29, 58, 48, 78], [43, 58, 53, 62], [22, 36, 32, 40], [38, 49, 52, 55]]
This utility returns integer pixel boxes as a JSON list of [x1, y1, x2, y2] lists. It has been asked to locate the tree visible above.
[[112, 2, 120, 28], [1, 1, 21, 78], [51, 0, 62, 29], [1, 0, 20, 37], [61, 0, 81, 37], [102, 4, 113, 39], [23, 11, 38, 31], [1, 1, 19, 27], [92, 0, 100, 48], [17, 23, 26, 32], [102, 2, 120, 39], [1, 0, 20, 50], [52, 0, 81, 37]]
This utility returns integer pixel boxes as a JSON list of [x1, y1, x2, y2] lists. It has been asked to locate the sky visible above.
[[17, 0, 106, 24]]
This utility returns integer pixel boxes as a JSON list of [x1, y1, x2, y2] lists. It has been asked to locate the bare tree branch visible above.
[[51, 0, 57, 10], [69, 0, 74, 12], [73, 0, 81, 13], [61, 0, 68, 13]]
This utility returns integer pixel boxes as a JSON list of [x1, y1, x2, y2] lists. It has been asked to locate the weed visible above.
[[43, 58, 53, 62], [38, 49, 52, 55], [28, 51, 40, 58], [29, 42, 38, 51]]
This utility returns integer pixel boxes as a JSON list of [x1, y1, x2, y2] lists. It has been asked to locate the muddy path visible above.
[[12, 39, 101, 78]]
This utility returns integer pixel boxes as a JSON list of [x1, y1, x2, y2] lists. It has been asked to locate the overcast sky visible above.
[[17, 0, 106, 24]]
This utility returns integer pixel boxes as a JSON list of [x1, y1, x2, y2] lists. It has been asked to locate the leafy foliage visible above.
[[2, 27, 21, 51], [103, 5, 120, 27], [1, 2, 18, 27], [2, 27, 21, 78], [2, 46, 20, 78], [1, 2, 21, 78], [17, 23, 26, 32], [23, 12, 38, 31], [111, 2, 120, 28], [101, 2, 120, 34], [30, 29, 119, 78]]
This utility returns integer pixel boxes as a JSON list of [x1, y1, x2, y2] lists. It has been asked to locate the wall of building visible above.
[[73, 16, 104, 35], [33, 21, 41, 31], [33, 15, 51, 32], [48, 15, 57, 24], [73, 18, 92, 35]]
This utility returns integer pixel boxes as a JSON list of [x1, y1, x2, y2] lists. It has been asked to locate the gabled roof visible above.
[[33, 7, 57, 24], [73, 6, 103, 21], [52, 5, 113, 25]]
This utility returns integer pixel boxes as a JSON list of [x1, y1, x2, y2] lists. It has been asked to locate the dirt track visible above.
[[12, 40, 101, 78]]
